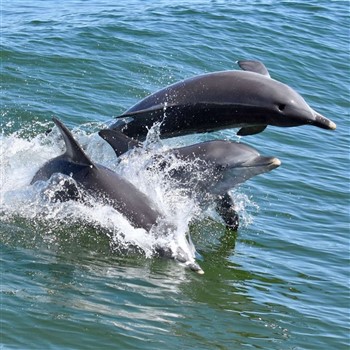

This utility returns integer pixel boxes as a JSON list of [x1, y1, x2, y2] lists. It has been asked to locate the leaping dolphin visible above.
[[109, 60, 336, 139], [31, 118, 204, 274], [99, 129, 281, 229]]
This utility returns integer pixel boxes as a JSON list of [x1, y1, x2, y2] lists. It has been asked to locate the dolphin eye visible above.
[[278, 104, 286, 111]]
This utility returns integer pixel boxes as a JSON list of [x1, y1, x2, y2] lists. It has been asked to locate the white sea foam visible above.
[[0, 121, 254, 264]]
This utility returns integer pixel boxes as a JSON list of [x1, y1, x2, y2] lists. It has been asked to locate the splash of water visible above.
[[0, 120, 254, 267]]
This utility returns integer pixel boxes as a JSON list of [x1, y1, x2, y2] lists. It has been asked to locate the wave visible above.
[[0, 120, 255, 265]]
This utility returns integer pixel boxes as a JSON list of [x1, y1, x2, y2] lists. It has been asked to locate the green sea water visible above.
[[1, 1, 349, 349]]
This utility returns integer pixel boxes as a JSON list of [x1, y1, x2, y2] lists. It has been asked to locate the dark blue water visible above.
[[1, 1, 349, 349]]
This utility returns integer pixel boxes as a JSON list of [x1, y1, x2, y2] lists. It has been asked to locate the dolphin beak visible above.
[[186, 261, 205, 274], [270, 157, 282, 168], [311, 110, 336, 130], [243, 156, 281, 170], [174, 246, 205, 274]]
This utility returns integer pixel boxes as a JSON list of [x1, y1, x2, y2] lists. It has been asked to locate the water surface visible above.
[[1, 1, 349, 349]]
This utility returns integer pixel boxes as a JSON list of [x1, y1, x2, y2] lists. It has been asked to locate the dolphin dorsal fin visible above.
[[53, 117, 95, 167], [99, 129, 142, 157], [237, 60, 270, 77]]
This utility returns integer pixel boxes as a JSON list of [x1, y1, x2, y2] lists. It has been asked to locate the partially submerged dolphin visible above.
[[168, 140, 281, 192], [170, 141, 281, 229], [99, 129, 281, 228], [31, 118, 204, 274], [109, 60, 336, 139]]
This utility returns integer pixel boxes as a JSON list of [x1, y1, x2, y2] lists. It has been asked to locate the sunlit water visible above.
[[1, 1, 349, 349]]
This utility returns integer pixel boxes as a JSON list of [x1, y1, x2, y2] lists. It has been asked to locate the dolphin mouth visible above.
[[174, 246, 204, 274], [262, 157, 281, 168], [185, 261, 205, 274], [156, 243, 204, 274], [241, 156, 281, 169], [311, 111, 336, 130]]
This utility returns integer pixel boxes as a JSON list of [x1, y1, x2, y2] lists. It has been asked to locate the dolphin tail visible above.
[[52, 117, 95, 167], [99, 129, 142, 157]]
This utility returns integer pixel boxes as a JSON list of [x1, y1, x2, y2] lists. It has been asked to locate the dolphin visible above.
[[31, 118, 204, 274], [109, 60, 336, 139], [170, 141, 281, 229], [99, 129, 281, 229]]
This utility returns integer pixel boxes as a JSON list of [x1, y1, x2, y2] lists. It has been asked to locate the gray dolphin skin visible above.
[[109, 60, 336, 139], [160, 140, 281, 229], [169, 140, 281, 192], [31, 118, 204, 274], [99, 129, 281, 191], [99, 129, 281, 228]]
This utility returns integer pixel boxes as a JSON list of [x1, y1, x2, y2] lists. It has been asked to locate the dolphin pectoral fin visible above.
[[216, 193, 239, 230], [99, 129, 142, 157], [237, 125, 267, 136], [52, 117, 95, 167], [237, 60, 271, 77]]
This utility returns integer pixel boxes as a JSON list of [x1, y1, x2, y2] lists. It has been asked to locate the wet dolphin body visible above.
[[99, 129, 281, 228], [171, 141, 281, 229], [31, 118, 204, 274], [109, 60, 336, 140]]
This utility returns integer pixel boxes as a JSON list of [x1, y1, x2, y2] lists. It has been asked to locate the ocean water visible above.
[[1, 1, 349, 349]]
